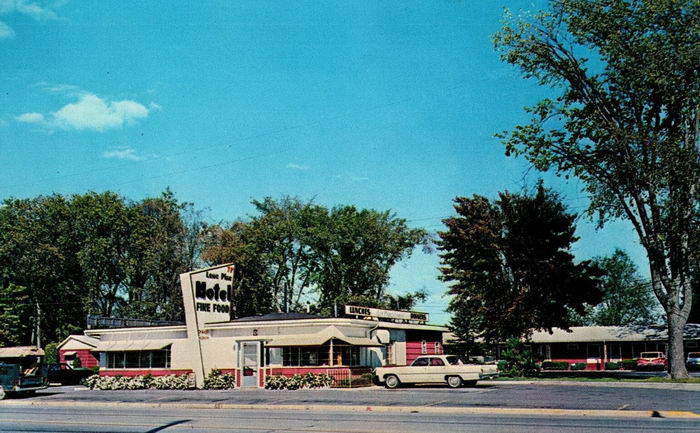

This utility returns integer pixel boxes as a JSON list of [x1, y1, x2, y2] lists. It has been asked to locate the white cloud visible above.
[[15, 112, 43, 123], [286, 163, 310, 171], [102, 148, 145, 161], [51, 93, 150, 131], [0, 0, 59, 21], [149, 102, 162, 111], [0, 20, 14, 38]]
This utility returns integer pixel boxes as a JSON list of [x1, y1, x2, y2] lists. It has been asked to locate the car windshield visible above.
[[446, 356, 463, 365], [688, 352, 700, 358], [640, 352, 662, 358]]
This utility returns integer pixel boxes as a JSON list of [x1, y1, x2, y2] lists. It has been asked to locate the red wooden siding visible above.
[[59, 349, 99, 368]]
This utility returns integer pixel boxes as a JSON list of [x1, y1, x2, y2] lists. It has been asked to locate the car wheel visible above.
[[447, 376, 462, 388], [0, 388, 5, 400], [384, 375, 400, 389]]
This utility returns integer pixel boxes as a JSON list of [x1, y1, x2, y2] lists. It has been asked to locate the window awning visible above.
[[62, 351, 77, 356], [265, 326, 382, 347], [93, 340, 173, 352]]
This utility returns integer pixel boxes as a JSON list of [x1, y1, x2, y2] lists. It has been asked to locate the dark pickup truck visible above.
[[47, 363, 94, 385], [0, 346, 48, 399]]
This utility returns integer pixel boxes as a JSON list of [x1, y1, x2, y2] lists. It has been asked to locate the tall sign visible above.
[[181, 264, 235, 387]]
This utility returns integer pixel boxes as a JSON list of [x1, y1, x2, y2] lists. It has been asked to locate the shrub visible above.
[[44, 342, 58, 364], [541, 361, 569, 370], [203, 369, 236, 390], [620, 359, 638, 370], [571, 362, 587, 371], [83, 374, 194, 390], [498, 338, 540, 377], [264, 373, 333, 390], [605, 362, 620, 370], [71, 356, 82, 368]]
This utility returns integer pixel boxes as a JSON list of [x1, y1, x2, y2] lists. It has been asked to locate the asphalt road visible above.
[[11, 381, 700, 413], [1, 405, 699, 433], [1, 382, 700, 432]]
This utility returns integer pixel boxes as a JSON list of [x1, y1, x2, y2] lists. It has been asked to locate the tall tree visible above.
[[494, 0, 699, 377], [438, 184, 601, 344], [583, 249, 661, 326], [0, 195, 83, 345]]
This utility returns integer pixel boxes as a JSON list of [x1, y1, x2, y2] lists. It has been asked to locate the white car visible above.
[[374, 355, 498, 389]]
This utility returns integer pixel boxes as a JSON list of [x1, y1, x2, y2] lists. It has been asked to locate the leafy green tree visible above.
[[71, 192, 133, 317], [0, 195, 83, 345], [0, 283, 32, 346], [438, 184, 601, 344], [584, 249, 661, 326], [494, 0, 699, 377], [201, 221, 276, 318], [121, 190, 205, 321]]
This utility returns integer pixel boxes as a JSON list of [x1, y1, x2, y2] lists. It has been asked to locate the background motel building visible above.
[[468, 324, 700, 370], [58, 265, 446, 388]]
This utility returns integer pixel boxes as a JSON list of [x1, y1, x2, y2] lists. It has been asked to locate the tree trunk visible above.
[[667, 311, 690, 379]]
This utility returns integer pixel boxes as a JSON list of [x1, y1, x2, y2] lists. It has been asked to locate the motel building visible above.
[[59, 264, 447, 388]]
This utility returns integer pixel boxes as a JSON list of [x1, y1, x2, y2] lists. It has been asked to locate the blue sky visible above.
[[0, 1, 647, 325]]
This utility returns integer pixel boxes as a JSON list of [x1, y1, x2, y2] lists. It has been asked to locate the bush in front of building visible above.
[[203, 369, 236, 390], [83, 374, 195, 390], [498, 338, 540, 377], [605, 362, 621, 370], [264, 373, 334, 390], [570, 363, 587, 371], [541, 361, 570, 370], [44, 342, 58, 364], [620, 359, 638, 370]]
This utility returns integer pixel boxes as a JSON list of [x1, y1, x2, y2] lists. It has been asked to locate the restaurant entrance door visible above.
[[240, 341, 260, 388]]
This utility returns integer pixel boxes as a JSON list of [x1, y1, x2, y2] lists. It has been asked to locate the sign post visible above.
[[181, 264, 235, 388]]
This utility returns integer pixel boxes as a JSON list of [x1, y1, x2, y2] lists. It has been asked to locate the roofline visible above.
[[84, 324, 188, 336], [56, 335, 99, 350], [205, 317, 447, 331]]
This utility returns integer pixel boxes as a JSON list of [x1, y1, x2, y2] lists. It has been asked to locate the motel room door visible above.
[[240, 341, 261, 388]]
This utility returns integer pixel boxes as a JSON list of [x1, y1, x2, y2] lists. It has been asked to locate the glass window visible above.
[[434, 342, 441, 354], [412, 357, 429, 366], [125, 352, 140, 368], [421, 341, 427, 354], [104, 347, 171, 369], [446, 356, 461, 365], [430, 357, 445, 366]]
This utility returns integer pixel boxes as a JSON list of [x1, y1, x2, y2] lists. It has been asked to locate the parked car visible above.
[[47, 363, 95, 385], [687, 352, 700, 370], [636, 352, 668, 370], [373, 355, 498, 389], [0, 346, 48, 400]]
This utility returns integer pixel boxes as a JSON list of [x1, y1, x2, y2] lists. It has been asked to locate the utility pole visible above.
[[35, 302, 41, 348]]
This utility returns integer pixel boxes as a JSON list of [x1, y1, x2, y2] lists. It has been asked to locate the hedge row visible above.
[[265, 373, 334, 390], [84, 374, 195, 390], [84, 369, 236, 390], [540, 360, 640, 371]]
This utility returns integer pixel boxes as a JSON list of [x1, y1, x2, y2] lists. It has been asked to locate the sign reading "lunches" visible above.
[[345, 305, 429, 323]]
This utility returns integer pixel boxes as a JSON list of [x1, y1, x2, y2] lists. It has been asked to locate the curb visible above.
[[2, 399, 698, 419], [491, 380, 700, 391]]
